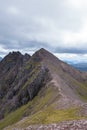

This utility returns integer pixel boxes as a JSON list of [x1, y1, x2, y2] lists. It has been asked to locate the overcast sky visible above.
[[0, 0, 87, 63]]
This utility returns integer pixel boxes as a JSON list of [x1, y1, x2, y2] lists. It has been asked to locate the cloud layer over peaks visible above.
[[0, 0, 87, 62]]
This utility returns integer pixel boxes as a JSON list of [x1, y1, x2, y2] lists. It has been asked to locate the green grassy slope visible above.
[[1, 82, 87, 130], [0, 84, 59, 130]]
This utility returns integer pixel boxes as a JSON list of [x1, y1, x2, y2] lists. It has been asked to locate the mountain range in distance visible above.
[[0, 48, 87, 130], [70, 62, 87, 72], [64, 60, 87, 72], [0, 57, 2, 61]]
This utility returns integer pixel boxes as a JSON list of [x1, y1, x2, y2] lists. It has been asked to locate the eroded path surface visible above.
[[6, 120, 87, 130]]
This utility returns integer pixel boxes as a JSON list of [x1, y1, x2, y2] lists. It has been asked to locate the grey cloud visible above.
[[54, 47, 87, 54], [0, 40, 49, 50], [0, 0, 87, 60]]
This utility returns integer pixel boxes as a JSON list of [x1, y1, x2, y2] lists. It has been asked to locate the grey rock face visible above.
[[0, 51, 51, 120]]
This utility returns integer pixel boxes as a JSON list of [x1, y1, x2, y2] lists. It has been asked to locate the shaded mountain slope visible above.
[[0, 52, 31, 98], [0, 50, 50, 120], [0, 48, 87, 130], [0, 52, 31, 119]]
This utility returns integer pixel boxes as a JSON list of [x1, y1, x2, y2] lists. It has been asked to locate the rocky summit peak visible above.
[[37, 48, 51, 54], [8, 51, 22, 57], [0, 51, 30, 79], [38, 48, 48, 52], [1, 51, 31, 64], [3, 51, 23, 62], [32, 48, 59, 62]]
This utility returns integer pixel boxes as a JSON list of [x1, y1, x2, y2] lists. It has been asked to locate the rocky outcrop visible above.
[[0, 50, 51, 120], [0, 52, 31, 119], [17, 66, 50, 105], [0, 52, 30, 98]]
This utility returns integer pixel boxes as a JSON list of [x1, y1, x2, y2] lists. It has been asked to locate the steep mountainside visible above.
[[0, 48, 87, 130], [0, 52, 31, 118]]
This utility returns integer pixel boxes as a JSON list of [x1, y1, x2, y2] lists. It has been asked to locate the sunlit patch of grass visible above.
[[8, 107, 87, 129], [0, 103, 29, 130]]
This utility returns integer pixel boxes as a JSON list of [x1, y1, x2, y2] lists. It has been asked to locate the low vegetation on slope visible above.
[[0, 84, 59, 129], [1, 84, 87, 130], [10, 107, 86, 129]]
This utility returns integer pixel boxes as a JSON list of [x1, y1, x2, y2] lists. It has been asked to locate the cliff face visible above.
[[0, 52, 30, 98], [0, 48, 87, 130], [0, 50, 51, 120]]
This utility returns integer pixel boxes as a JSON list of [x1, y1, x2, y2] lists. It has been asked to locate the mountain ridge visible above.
[[0, 48, 87, 130]]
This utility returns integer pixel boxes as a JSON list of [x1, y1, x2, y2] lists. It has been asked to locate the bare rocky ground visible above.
[[11, 120, 87, 130]]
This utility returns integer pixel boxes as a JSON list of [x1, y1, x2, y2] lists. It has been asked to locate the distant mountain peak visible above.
[[4, 51, 23, 61], [32, 48, 60, 63], [2, 51, 31, 63], [0, 51, 31, 78], [38, 48, 46, 52], [7, 51, 22, 57], [37, 48, 52, 54]]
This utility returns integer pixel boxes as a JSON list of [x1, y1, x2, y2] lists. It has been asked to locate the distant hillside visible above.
[[69, 63, 87, 72], [0, 57, 2, 61]]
